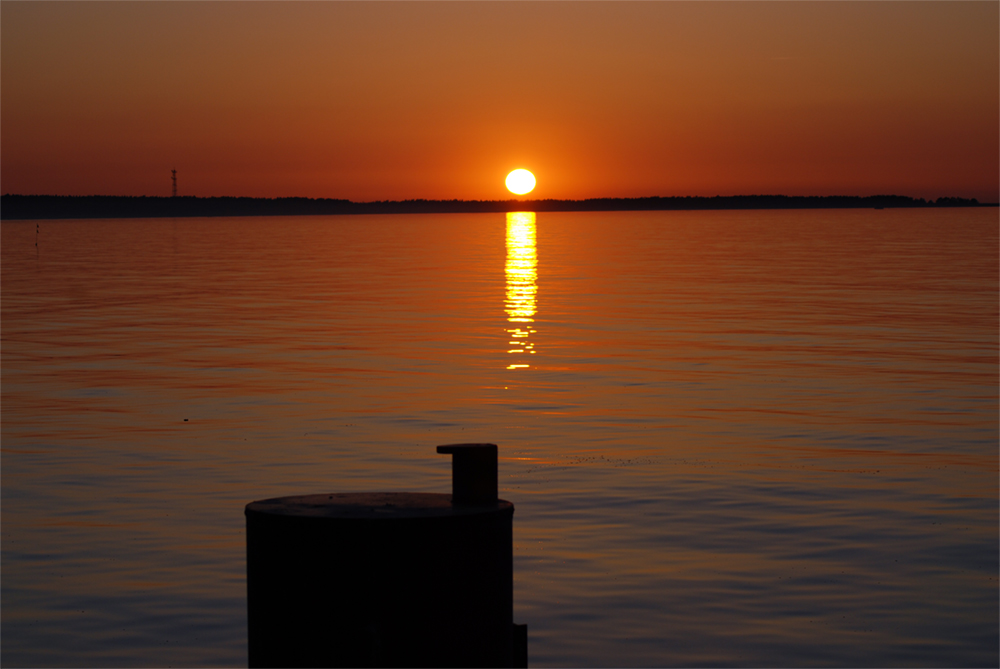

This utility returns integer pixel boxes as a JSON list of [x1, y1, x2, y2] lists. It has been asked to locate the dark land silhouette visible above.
[[0, 193, 990, 220]]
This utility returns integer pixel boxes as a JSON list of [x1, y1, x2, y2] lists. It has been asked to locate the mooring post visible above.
[[245, 443, 526, 668]]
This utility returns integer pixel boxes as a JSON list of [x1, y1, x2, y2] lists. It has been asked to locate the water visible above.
[[2, 208, 997, 667]]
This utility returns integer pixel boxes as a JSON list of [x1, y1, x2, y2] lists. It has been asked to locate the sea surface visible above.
[[2, 208, 997, 667]]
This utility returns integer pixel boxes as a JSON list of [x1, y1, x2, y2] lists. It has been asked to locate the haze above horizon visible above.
[[1, 3, 997, 203]]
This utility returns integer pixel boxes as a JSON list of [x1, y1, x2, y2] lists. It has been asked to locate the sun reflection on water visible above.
[[505, 212, 537, 370]]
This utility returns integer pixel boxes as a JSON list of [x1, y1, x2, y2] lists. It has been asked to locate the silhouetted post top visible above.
[[437, 443, 498, 506], [245, 491, 512, 520]]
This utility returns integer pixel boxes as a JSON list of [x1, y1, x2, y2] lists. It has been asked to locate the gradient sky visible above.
[[2, 2, 997, 202]]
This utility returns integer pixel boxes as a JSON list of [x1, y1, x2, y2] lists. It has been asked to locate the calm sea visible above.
[[2, 208, 997, 667]]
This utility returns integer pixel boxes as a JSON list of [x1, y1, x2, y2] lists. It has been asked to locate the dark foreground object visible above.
[[245, 444, 525, 668]]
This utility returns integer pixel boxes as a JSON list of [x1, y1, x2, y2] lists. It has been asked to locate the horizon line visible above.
[[1, 192, 991, 204], [2, 193, 993, 221]]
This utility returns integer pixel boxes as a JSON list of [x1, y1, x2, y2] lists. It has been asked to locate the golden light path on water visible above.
[[504, 212, 537, 370]]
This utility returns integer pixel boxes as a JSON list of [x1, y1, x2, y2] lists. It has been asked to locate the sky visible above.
[[2, 1, 997, 202]]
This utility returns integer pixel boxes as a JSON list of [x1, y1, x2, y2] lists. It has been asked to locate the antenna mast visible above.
[[171, 169, 177, 197]]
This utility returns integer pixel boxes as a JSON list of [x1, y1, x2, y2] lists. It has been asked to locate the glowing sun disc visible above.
[[506, 169, 536, 195]]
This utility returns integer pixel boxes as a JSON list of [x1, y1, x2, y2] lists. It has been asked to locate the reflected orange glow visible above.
[[505, 212, 537, 370]]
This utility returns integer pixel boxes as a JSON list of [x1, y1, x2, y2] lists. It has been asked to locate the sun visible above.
[[505, 169, 536, 195]]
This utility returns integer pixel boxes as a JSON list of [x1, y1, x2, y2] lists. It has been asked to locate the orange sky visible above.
[[2, 2, 997, 202]]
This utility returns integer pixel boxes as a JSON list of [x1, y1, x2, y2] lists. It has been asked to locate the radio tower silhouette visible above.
[[171, 169, 177, 197]]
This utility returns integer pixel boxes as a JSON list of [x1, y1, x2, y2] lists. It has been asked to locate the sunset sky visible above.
[[2, 2, 997, 202]]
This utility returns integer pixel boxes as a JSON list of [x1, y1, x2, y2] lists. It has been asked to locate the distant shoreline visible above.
[[0, 193, 993, 220]]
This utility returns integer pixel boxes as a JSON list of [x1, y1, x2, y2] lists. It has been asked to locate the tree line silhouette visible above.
[[0, 193, 988, 220]]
